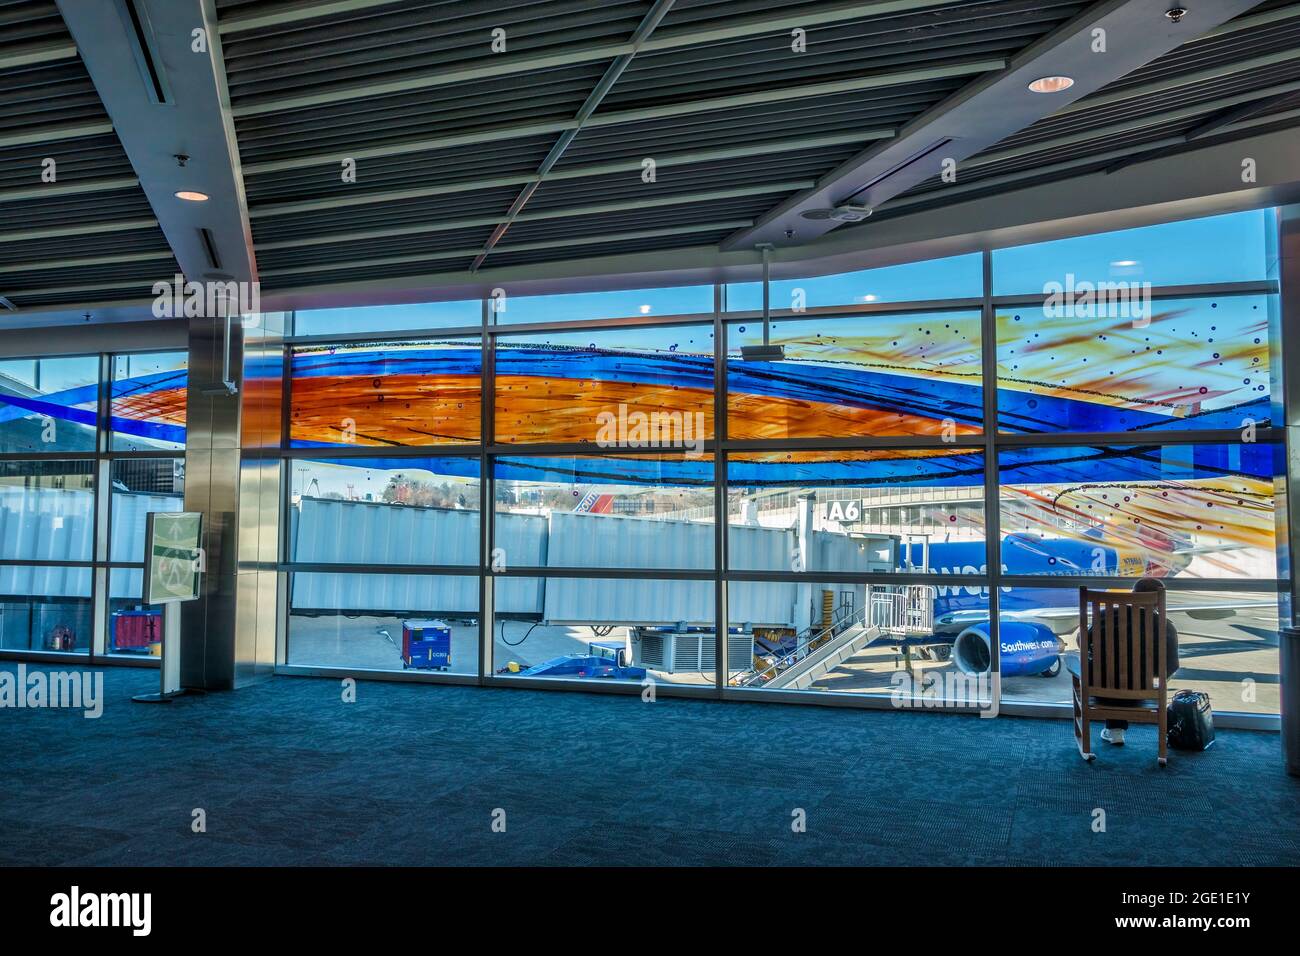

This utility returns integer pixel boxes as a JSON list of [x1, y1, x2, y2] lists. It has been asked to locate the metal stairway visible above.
[[730, 584, 937, 690]]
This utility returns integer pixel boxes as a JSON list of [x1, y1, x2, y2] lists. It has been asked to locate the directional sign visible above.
[[143, 512, 203, 605]]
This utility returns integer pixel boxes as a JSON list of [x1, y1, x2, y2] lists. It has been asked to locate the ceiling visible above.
[[0, 0, 177, 311], [2, 0, 1299, 321]]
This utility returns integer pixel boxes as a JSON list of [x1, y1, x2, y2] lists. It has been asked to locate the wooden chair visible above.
[[1072, 587, 1168, 766]]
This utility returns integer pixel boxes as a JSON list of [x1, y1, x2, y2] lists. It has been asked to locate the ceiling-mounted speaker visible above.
[[800, 204, 873, 223]]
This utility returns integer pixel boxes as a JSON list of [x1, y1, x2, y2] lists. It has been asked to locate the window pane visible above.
[[727, 312, 982, 439], [727, 449, 985, 572], [495, 285, 712, 325], [998, 294, 1273, 433], [492, 575, 713, 686], [495, 324, 713, 444], [726, 581, 995, 709], [0, 355, 98, 453], [295, 299, 480, 337], [111, 351, 188, 451], [289, 457, 479, 566], [998, 443, 1280, 578], [109, 458, 186, 562], [992, 209, 1274, 294], [288, 571, 477, 673], [107, 567, 163, 657], [0, 460, 94, 562], [726, 253, 982, 310], [494, 455, 714, 570], [997, 587, 1280, 716], [0, 565, 91, 653], [290, 338, 481, 448]]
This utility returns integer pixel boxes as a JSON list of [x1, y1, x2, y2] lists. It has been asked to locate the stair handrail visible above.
[[731, 603, 869, 687]]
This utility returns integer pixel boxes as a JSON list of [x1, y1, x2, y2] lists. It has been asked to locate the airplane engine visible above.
[[951, 621, 1061, 678]]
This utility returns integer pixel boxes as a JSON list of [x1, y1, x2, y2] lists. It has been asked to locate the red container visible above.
[[112, 610, 161, 650]]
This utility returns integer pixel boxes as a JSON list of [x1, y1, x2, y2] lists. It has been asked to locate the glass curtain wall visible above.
[[5, 211, 1280, 719], [277, 209, 1283, 719], [0, 351, 188, 660]]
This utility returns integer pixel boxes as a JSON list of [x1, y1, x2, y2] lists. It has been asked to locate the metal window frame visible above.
[[0, 347, 190, 667], [2, 218, 1285, 725]]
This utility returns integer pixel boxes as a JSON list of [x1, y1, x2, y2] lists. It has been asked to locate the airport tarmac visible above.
[[286, 597, 1279, 714]]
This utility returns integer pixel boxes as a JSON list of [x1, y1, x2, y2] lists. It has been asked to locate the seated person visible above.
[[1068, 577, 1180, 746]]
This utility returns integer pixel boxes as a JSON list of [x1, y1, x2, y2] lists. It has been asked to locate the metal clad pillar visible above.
[[180, 308, 284, 690]]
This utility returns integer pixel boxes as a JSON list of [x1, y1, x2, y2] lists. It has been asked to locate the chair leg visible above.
[[1079, 714, 1095, 762], [1158, 703, 1168, 767]]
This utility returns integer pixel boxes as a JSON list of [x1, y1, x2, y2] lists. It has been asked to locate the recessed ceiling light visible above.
[[1111, 259, 1139, 268], [1028, 75, 1074, 94], [861, 294, 878, 302], [638, 304, 652, 314], [174, 190, 209, 202]]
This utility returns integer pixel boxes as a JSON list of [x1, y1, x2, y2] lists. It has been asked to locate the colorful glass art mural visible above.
[[997, 296, 1273, 433], [290, 340, 481, 447], [999, 443, 1278, 578], [495, 326, 715, 445], [0, 354, 187, 454], [727, 312, 984, 439], [110, 352, 188, 451], [0, 356, 100, 453]]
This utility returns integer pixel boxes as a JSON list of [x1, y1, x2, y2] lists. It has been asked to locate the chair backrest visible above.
[[1077, 587, 1167, 696]]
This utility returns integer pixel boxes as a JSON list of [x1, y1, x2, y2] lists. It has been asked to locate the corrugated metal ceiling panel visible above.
[[0, 0, 176, 310]]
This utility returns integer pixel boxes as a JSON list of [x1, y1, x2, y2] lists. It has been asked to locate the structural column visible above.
[[179, 308, 284, 690]]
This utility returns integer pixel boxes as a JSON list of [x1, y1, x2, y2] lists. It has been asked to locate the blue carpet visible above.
[[1, 664, 1296, 866]]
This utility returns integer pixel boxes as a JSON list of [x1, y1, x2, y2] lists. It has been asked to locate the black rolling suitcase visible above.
[[1168, 690, 1215, 751]]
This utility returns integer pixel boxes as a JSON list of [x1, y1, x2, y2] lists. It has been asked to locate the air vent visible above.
[[848, 137, 955, 199], [198, 229, 222, 270], [119, 0, 171, 105]]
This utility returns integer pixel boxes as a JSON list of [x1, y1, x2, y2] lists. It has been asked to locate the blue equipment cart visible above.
[[402, 619, 452, 670]]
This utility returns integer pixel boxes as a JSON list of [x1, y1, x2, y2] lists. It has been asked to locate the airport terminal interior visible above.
[[2, 0, 1300, 866]]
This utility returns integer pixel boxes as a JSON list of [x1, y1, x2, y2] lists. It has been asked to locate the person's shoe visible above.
[[1101, 727, 1125, 746]]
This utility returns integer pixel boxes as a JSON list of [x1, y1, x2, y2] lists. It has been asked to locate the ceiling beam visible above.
[[0, 218, 160, 245], [1194, 2, 1300, 39], [724, 0, 1264, 251], [0, 278, 164, 300], [0, 177, 139, 203], [1184, 93, 1299, 141], [879, 101, 1300, 213], [0, 122, 115, 150], [0, 250, 174, 276], [247, 129, 891, 221], [1053, 46, 1300, 117], [55, 0, 257, 287], [241, 58, 1001, 176], [228, 0, 962, 118], [962, 76, 1300, 171], [470, 0, 678, 272], [0, 38, 78, 71], [218, 0, 407, 34]]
